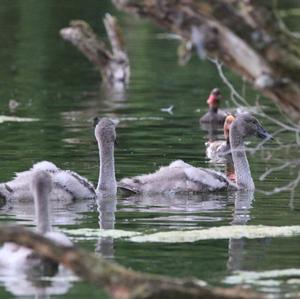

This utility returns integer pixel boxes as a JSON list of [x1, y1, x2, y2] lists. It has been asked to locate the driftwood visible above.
[[0, 226, 262, 299], [112, 0, 300, 123], [60, 13, 130, 86]]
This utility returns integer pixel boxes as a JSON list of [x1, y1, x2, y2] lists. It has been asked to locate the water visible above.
[[0, 1, 299, 298]]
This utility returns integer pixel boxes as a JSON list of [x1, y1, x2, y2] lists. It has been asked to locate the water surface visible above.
[[0, 1, 299, 298]]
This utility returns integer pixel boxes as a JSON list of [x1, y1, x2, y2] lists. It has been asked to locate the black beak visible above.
[[256, 124, 273, 140], [93, 117, 100, 128]]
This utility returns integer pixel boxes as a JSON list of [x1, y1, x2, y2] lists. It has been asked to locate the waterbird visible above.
[[0, 170, 72, 274], [0, 117, 118, 201], [205, 114, 235, 162], [199, 88, 227, 125], [119, 113, 272, 193], [0, 161, 96, 201]]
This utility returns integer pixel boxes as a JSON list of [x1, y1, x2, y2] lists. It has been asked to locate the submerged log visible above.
[[112, 0, 300, 123], [60, 13, 130, 86], [0, 226, 262, 299]]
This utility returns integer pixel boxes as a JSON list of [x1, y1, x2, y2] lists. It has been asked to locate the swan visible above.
[[119, 113, 272, 193], [0, 170, 72, 274], [0, 160, 96, 201], [199, 88, 227, 125], [0, 117, 118, 201], [206, 114, 235, 162]]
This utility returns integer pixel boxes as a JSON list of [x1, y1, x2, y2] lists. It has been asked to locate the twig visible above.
[[257, 170, 300, 196], [259, 161, 298, 181]]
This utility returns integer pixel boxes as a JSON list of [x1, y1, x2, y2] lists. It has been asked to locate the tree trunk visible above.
[[0, 226, 262, 299], [112, 0, 300, 123]]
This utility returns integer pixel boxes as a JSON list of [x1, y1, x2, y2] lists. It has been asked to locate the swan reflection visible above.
[[95, 197, 116, 258], [227, 191, 254, 271]]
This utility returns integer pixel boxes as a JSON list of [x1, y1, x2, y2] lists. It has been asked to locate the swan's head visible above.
[[94, 117, 116, 145], [207, 88, 221, 108], [31, 170, 52, 195], [224, 114, 235, 139], [232, 113, 272, 140]]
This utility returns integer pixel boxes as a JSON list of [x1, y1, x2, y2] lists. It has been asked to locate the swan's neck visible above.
[[34, 187, 51, 234], [229, 126, 254, 190], [97, 141, 117, 196], [209, 106, 218, 114]]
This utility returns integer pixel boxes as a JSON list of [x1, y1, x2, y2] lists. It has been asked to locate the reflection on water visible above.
[[0, 268, 75, 298], [0, 198, 94, 226], [96, 198, 116, 258], [119, 192, 231, 227], [227, 191, 254, 272]]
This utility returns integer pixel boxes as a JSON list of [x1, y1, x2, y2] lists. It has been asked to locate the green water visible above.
[[0, 1, 299, 298]]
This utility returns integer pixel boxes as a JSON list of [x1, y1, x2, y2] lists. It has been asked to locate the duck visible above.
[[206, 114, 235, 162], [0, 170, 72, 274], [199, 88, 227, 125], [0, 118, 118, 201], [119, 113, 272, 193]]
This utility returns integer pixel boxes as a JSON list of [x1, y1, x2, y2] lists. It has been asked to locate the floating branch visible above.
[[112, 0, 300, 123], [60, 13, 130, 86], [0, 226, 262, 299]]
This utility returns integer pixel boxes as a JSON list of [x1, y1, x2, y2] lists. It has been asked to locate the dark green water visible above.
[[0, 1, 299, 298]]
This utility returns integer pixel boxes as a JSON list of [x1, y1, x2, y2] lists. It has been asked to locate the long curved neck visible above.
[[208, 106, 218, 113], [34, 186, 51, 234], [229, 125, 254, 190], [97, 140, 117, 196]]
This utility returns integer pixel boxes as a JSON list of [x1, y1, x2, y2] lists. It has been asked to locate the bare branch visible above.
[[0, 226, 262, 299], [60, 15, 130, 85], [258, 171, 300, 196]]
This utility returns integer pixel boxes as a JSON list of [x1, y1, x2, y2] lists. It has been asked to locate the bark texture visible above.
[[60, 13, 130, 86], [112, 0, 300, 123], [0, 226, 262, 299]]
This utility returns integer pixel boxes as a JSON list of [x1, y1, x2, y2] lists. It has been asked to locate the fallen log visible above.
[[112, 0, 300, 123], [0, 226, 262, 299], [60, 13, 130, 86]]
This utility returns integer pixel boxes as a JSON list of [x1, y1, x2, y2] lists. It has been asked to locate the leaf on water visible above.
[[0, 116, 39, 123], [63, 228, 141, 239], [224, 269, 300, 285], [129, 225, 300, 243]]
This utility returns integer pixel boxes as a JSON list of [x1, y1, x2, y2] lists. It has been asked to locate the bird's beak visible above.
[[93, 117, 100, 128], [256, 124, 273, 140]]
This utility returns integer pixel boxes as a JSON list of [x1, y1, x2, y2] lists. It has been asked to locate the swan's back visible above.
[[0, 161, 96, 201], [119, 160, 233, 194]]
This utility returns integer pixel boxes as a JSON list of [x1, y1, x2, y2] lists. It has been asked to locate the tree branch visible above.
[[112, 0, 300, 122], [60, 14, 130, 85], [0, 226, 262, 299]]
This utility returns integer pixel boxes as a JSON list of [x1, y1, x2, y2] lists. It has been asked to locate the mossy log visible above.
[[0, 226, 262, 299], [60, 13, 130, 86], [112, 0, 300, 123]]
